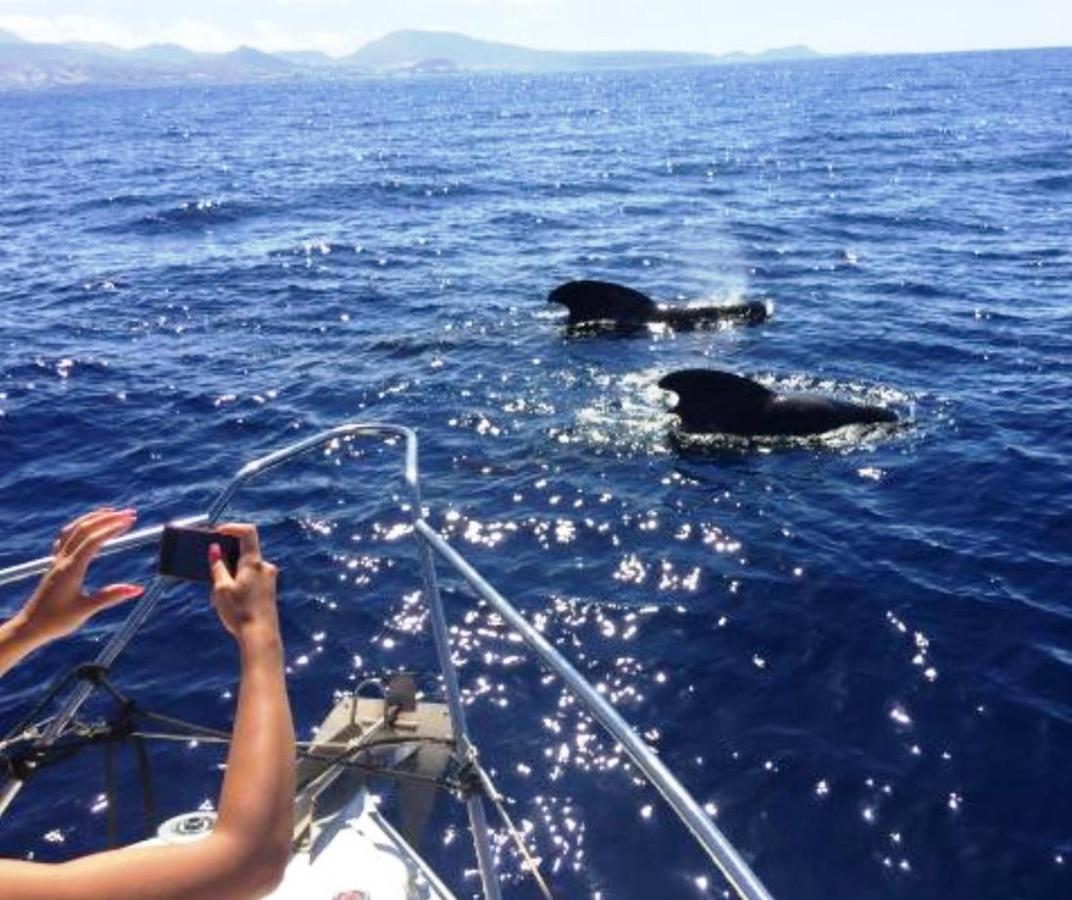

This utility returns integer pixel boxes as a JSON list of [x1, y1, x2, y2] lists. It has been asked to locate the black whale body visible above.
[[658, 369, 898, 437], [549, 280, 768, 329]]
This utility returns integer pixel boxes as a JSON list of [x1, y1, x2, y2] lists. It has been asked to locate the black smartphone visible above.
[[159, 525, 241, 583]]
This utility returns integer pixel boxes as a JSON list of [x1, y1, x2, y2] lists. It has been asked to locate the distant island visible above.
[[0, 28, 820, 90]]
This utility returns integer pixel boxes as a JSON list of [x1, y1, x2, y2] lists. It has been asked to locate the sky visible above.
[[0, 0, 1068, 58]]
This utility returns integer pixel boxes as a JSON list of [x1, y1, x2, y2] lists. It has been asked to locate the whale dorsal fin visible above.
[[548, 280, 657, 324], [657, 369, 775, 435]]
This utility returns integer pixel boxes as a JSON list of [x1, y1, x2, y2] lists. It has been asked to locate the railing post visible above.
[[412, 518, 503, 900]]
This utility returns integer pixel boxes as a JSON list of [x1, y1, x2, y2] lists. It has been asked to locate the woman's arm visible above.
[[0, 616, 48, 678], [0, 523, 295, 900], [205, 524, 295, 880]]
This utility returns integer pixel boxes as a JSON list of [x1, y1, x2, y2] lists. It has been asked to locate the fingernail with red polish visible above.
[[208, 543, 222, 564]]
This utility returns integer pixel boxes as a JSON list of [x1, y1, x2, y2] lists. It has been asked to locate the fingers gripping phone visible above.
[[159, 525, 240, 583]]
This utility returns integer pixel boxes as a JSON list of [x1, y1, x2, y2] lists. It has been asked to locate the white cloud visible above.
[[0, 13, 366, 56], [252, 18, 369, 56], [0, 14, 231, 50], [0, 14, 140, 46], [154, 19, 235, 53]]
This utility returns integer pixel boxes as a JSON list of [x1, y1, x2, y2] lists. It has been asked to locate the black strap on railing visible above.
[[132, 735, 157, 837], [456, 760, 486, 800], [104, 736, 119, 847], [1, 662, 158, 845], [1, 662, 111, 753]]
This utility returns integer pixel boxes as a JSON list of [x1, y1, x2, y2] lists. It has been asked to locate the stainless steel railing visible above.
[[0, 423, 774, 900]]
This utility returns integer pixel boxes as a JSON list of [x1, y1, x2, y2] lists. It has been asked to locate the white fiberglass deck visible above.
[[269, 790, 455, 900], [147, 790, 455, 900]]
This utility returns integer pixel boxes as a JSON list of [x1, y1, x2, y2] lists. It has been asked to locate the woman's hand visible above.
[[14, 508, 144, 648], [207, 523, 280, 647]]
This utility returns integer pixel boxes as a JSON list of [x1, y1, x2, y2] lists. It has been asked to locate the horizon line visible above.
[[0, 25, 1069, 63]]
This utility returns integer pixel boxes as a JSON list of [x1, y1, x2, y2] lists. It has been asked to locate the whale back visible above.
[[764, 394, 878, 435], [659, 368, 898, 436], [548, 280, 657, 325], [658, 369, 775, 435], [658, 300, 769, 328]]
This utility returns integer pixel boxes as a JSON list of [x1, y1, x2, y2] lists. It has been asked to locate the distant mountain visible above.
[[347, 29, 717, 71], [125, 43, 200, 64], [275, 50, 336, 68], [0, 28, 821, 90], [0, 41, 152, 88], [0, 39, 302, 88], [219, 46, 293, 72]]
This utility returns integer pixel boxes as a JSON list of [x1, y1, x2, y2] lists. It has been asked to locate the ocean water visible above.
[[0, 47, 1070, 899]]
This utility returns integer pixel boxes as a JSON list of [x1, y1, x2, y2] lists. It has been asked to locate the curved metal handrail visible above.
[[0, 422, 774, 900]]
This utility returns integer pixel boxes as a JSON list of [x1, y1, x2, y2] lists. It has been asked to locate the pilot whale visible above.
[[549, 280, 769, 329], [658, 369, 898, 437]]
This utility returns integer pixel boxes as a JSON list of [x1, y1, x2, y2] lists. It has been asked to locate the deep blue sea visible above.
[[0, 47, 1070, 899]]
